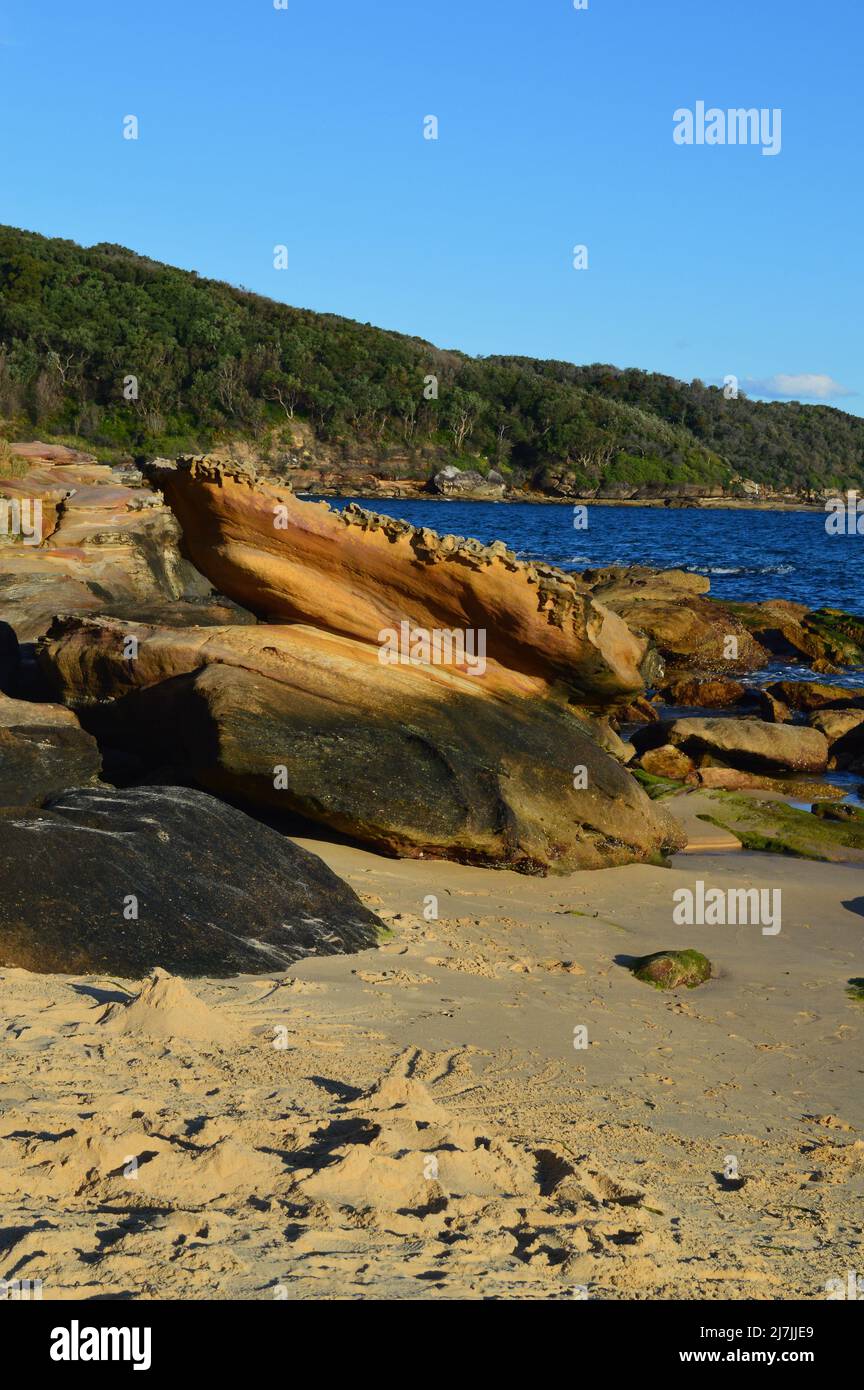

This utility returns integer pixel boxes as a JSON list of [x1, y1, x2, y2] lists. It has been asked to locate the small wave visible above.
[[689, 563, 795, 576]]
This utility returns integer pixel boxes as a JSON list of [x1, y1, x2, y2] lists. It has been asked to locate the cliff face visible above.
[[153, 454, 648, 701]]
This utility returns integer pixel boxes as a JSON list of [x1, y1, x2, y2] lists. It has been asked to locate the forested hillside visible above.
[[1, 225, 861, 492]]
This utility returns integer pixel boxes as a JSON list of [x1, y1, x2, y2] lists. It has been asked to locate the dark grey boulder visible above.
[[0, 785, 384, 976], [0, 620, 18, 691], [0, 695, 102, 806]]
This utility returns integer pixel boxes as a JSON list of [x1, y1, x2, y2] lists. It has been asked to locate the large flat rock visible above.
[[632, 716, 829, 776], [38, 616, 685, 873]]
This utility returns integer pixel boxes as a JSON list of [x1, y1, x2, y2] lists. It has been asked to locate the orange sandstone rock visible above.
[[153, 455, 647, 700]]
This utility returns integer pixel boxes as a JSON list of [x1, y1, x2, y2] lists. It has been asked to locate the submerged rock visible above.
[[0, 785, 384, 975]]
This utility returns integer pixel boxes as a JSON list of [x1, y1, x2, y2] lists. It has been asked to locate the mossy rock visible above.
[[695, 793, 864, 863], [632, 949, 712, 990], [632, 768, 685, 800], [812, 801, 864, 824], [846, 978, 864, 1002], [806, 609, 864, 665]]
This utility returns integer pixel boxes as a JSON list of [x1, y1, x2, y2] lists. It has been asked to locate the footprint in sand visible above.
[[424, 955, 584, 979], [354, 969, 434, 986]]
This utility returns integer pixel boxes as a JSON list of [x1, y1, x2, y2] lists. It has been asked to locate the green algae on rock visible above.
[[695, 793, 864, 863], [632, 949, 712, 990], [811, 801, 864, 824]]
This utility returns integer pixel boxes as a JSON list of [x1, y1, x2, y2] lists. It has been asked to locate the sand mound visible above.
[[99, 968, 240, 1045], [294, 1048, 582, 1218]]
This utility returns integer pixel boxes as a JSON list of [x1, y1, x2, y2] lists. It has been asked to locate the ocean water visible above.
[[321, 497, 864, 693]]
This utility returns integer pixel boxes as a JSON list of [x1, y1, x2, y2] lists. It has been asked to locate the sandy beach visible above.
[[3, 814, 861, 1301]]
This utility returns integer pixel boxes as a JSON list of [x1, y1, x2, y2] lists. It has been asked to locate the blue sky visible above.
[[1, 0, 861, 413]]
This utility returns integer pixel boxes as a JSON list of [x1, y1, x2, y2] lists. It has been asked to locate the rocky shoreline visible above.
[[302, 482, 833, 511], [2, 439, 864, 975]]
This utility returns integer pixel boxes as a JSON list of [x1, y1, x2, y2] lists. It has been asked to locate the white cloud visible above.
[[742, 373, 854, 402]]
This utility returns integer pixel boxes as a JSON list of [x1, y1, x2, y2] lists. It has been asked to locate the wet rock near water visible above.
[[658, 676, 748, 708], [631, 716, 829, 777], [765, 680, 864, 713]]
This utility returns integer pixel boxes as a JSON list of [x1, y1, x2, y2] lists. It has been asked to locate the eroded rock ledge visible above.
[[149, 454, 648, 700]]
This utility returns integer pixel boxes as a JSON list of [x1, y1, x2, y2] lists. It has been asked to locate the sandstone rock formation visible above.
[[0, 785, 384, 975], [150, 455, 647, 700], [576, 567, 767, 675], [37, 616, 685, 872], [10, 444, 860, 883], [632, 716, 829, 776], [0, 444, 253, 640]]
